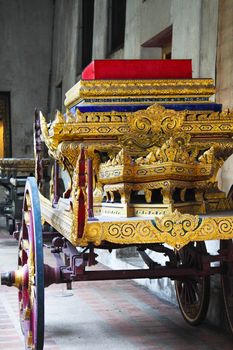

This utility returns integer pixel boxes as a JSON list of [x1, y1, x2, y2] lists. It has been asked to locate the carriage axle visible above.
[[1, 230, 232, 290], [0, 254, 223, 289], [1, 264, 28, 288]]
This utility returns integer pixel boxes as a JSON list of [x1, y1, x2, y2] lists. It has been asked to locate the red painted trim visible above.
[[82, 59, 192, 80]]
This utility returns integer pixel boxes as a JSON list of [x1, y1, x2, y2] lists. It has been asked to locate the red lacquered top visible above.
[[82, 59, 192, 80]]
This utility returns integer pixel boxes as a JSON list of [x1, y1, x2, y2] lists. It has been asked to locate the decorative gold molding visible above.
[[40, 194, 233, 250], [84, 210, 233, 250], [40, 106, 233, 154], [99, 137, 216, 185], [64, 79, 215, 108]]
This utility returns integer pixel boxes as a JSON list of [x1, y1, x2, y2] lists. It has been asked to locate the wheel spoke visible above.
[[221, 239, 233, 334], [175, 242, 210, 325], [186, 281, 196, 304]]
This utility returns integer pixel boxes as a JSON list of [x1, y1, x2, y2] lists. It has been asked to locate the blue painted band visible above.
[[70, 103, 222, 114]]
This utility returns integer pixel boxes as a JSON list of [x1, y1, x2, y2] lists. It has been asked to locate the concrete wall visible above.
[[199, 0, 219, 80], [123, 0, 142, 58], [92, 0, 108, 59], [92, 0, 172, 60], [0, 0, 53, 157], [215, 0, 233, 198], [0, 122, 3, 157], [216, 0, 233, 109], [92, 0, 218, 78], [125, 0, 172, 59], [49, 0, 80, 114], [172, 0, 218, 79]]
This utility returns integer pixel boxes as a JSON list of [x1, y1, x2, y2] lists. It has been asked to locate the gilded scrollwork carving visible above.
[[84, 210, 233, 249], [154, 210, 200, 237], [40, 106, 233, 166], [99, 138, 216, 185], [40, 112, 55, 150], [40, 191, 233, 248], [128, 104, 185, 136]]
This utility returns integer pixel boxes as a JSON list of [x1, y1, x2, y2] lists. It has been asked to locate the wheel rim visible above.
[[175, 242, 210, 325], [18, 177, 44, 350], [221, 239, 233, 334]]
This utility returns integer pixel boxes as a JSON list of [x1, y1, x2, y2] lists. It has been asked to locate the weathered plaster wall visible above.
[[0, 0, 53, 157]]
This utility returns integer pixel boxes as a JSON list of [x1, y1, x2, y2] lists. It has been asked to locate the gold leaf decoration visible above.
[[128, 104, 185, 136]]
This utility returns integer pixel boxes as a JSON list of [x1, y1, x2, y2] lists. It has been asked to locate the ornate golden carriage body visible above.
[[39, 65, 233, 250]]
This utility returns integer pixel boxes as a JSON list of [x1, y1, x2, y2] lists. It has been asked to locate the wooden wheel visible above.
[[18, 177, 44, 350], [34, 109, 43, 190], [220, 239, 233, 334], [175, 242, 210, 325]]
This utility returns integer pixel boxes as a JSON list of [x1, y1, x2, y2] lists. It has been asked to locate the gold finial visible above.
[[54, 110, 65, 124], [66, 109, 75, 123], [75, 108, 83, 122], [39, 111, 49, 140]]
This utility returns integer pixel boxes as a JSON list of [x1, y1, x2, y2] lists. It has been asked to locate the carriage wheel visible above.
[[175, 242, 210, 325], [220, 239, 233, 334], [6, 217, 15, 235], [18, 177, 44, 350]]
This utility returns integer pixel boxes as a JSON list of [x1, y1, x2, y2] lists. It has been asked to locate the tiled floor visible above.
[[0, 227, 232, 350]]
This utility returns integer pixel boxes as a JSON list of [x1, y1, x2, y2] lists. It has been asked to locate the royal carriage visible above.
[[0, 158, 35, 234], [1, 59, 233, 350]]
